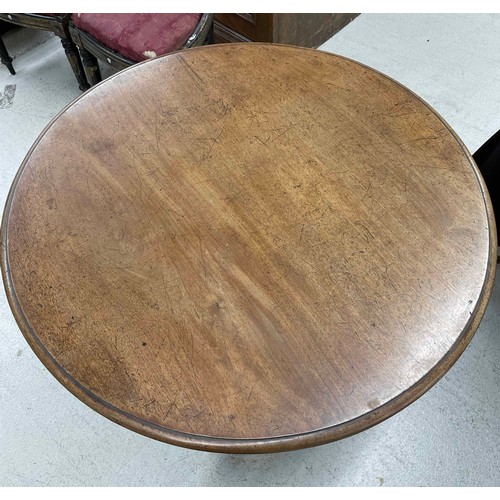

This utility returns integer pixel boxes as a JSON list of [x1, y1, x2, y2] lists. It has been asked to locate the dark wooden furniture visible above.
[[0, 33, 14, 74], [474, 128, 500, 248], [214, 13, 358, 47], [1, 44, 496, 453], [69, 14, 214, 87], [0, 13, 89, 90]]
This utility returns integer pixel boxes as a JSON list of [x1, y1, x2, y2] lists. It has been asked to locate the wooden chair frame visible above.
[[0, 13, 89, 90]]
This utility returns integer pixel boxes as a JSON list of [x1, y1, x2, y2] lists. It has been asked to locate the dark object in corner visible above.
[[473, 129, 500, 242], [0, 34, 15, 74]]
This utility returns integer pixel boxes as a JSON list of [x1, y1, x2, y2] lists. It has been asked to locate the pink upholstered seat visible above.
[[71, 13, 202, 62]]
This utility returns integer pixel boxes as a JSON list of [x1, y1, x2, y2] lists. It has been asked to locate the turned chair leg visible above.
[[79, 46, 102, 87], [0, 35, 15, 75], [60, 37, 89, 91], [207, 23, 215, 45]]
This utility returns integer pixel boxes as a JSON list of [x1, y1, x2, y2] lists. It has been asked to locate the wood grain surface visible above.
[[1, 44, 496, 453]]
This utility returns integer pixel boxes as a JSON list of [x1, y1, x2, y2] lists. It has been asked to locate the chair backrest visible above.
[[183, 13, 214, 48]]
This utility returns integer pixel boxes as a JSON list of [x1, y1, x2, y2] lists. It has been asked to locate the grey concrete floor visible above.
[[0, 14, 499, 486]]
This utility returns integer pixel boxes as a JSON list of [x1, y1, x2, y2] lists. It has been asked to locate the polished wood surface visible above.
[[1, 44, 496, 453]]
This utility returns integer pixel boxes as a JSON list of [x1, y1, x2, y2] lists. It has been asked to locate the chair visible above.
[[0, 13, 89, 90], [68, 14, 214, 87]]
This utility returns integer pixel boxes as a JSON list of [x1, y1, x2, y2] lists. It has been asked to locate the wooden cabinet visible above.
[[214, 13, 359, 48]]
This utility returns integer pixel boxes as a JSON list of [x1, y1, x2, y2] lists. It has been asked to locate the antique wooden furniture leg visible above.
[[0, 14, 90, 90], [0, 35, 15, 75], [79, 46, 102, 86], [60, 37, 89, 91]]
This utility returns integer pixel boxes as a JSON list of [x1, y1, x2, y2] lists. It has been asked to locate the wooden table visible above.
[[1, 44, 496, 453]]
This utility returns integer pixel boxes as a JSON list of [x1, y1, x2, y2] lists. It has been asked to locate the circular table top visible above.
[[1, 44, 496, 453]]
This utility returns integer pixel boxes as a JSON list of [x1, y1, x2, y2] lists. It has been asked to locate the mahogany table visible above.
[[1, 44, 496, 453]]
